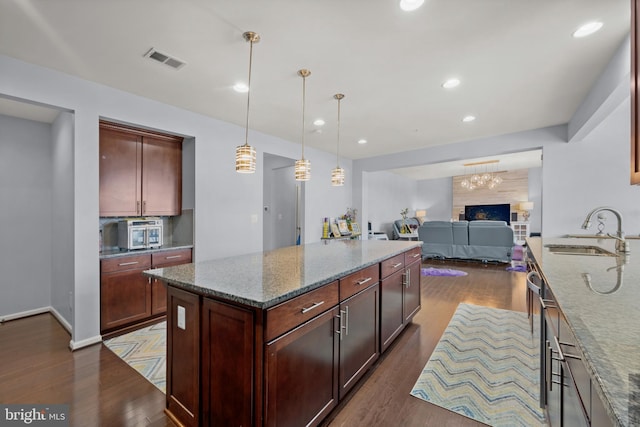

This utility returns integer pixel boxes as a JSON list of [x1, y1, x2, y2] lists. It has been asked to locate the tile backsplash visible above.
[[99, 209, 193, 252]]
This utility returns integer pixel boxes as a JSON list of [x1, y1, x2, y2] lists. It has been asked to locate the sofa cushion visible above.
[[452, 221, 469, 245], [468, 221, 514, 247]]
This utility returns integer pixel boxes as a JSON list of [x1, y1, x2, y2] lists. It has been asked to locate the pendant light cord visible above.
[[301, 74, 306, 159], [244, 39, 254, 147], [336, 97, 341, 166]]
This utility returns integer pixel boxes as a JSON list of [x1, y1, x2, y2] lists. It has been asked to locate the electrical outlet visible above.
[[177, 305, 186, 330]]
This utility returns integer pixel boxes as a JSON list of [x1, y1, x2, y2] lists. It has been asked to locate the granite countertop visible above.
[[143, 240, 422, 309], [527, 237, 640, 427], [99, 243, 194, 259]]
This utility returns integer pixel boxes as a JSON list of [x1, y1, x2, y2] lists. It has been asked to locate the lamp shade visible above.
[[415, 209, 427, 218], [519, 201, 534, 211]]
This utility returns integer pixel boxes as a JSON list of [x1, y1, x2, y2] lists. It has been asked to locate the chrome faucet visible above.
[[581, 206, 630, 253]]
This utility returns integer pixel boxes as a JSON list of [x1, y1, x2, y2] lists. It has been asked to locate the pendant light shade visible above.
[[295, 69, 311, 181], [331, 93, 345, 186], [235, 31, 260, 173]]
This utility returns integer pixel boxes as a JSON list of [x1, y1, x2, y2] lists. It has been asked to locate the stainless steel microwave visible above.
[[117, 218, 163, 250]]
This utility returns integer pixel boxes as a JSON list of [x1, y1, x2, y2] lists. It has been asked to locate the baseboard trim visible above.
[[69, 334, 103, 351], [0, 306, 50, 323], [49, 306, 72, 333]]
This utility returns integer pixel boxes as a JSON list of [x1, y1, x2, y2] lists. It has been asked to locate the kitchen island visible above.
[[144, 239, 422, 427], [527, 237, 640, 427]]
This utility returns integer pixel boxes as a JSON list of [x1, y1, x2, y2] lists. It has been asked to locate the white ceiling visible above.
[[0, 0, 629, 176]]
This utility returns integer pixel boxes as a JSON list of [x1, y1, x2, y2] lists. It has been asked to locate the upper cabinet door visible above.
[[631, 0, 640, 184], [142, 136, 182, 216], [99, 127, 142, 217], [99, 121, 183, 217]]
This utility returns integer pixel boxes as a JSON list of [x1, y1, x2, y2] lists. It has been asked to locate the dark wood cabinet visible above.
[[380, 269, 404, 352], [166, 286, 200, 427], [100, 254, 152, 332], [99, 121, 182, 217], [380, 247, 421, 353], [100, 248, 192, 333], [265, 306, 340, 427], [632, 0, 640, 184], [150, 249, 192, 315], [202, 298, 255, 427], [338, 282, 379, 397], [160, 247, 419, 427]]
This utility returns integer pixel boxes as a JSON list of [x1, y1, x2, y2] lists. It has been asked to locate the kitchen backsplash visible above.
[[99, 209, 193, 252]]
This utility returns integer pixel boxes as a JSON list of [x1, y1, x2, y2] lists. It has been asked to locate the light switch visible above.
[[177, 305, 186, 330]]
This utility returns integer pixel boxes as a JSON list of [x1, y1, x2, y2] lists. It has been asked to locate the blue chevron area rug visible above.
[[410, 304, 547, 426], [104, 321, 166, 393]]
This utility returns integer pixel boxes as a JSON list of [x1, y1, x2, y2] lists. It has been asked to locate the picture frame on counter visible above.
[[331, 223, 341, 238]]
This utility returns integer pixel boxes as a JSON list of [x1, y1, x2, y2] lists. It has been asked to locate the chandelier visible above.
[[460, 160, 503, 191]]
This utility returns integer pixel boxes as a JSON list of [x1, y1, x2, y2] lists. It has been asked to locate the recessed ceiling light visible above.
[[462, 115, 476, 122], [233, 82, 249, 93], [573, 21, 603, 38], [442, 78, 461, 89], [358, 139, 367, 144], [399, 0, 424, 12], [313, 118, 325, 126]]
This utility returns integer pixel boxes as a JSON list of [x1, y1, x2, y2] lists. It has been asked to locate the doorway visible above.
[[263, 153, 304, 251]]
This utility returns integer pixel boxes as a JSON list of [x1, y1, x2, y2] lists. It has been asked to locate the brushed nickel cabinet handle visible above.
[[344, 306, 349, 337], [165, 255, 182, 260], [118, 261, 139, 266], [405, 269, 411, 288], [136, 201, 141, 215], [391, 263, 403, 269], [142, 200, 146, 214], [411, 253, 420, 258], [356, 277, 372, 286], [301, 301, 325, 314]]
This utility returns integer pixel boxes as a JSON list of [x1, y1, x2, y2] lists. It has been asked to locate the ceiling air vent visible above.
[[143, 48, 186, 70]]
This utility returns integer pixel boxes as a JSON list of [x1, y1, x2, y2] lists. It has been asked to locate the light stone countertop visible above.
[[99, 243, 194, 259], [527, 237, 640, 427], [143, 239, 422, 309]]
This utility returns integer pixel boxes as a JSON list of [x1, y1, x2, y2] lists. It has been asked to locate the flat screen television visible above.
[[464, 203, 511, 225]]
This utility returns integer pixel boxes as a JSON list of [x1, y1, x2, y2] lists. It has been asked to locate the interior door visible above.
[[263, 154, 298, 251]]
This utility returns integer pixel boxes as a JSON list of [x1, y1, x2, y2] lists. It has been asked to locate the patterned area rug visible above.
[[410, 304, 546, 427], [103, 321, 166, 393]]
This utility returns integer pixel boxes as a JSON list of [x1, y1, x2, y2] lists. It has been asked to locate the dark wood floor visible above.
[[0, 260, 526, 427]]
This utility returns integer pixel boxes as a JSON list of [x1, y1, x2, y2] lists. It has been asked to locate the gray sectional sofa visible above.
[[417, 220, 514, 262]]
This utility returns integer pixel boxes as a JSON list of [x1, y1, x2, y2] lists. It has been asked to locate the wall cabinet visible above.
[[99, 121, 183, 217], [511, 221, 530, 245], [100, 248, 191, 334], [632, 0, 640, 184]]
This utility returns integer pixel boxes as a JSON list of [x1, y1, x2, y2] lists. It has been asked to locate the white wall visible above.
[[0, 53, 352, 345], [0, 115, 53, 319], [543, 99, 640, 236], [51, 112, 75, 329], [365, 171, 417, 238], [416, 177, 454, 221]]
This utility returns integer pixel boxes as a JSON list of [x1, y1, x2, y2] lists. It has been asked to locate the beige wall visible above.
[[452, 169, 529, 220]]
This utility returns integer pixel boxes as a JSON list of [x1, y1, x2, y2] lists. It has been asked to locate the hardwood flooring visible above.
[[0, 259, 526, 427]]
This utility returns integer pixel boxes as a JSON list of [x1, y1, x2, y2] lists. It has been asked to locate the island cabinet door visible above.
[[403, 260, 421, 324], [264, 306, 340, 427], [201, 298, 255, 427], [379, 269, 404, 353], [338, 282, 380, 398], [166, 286, 200, 427]]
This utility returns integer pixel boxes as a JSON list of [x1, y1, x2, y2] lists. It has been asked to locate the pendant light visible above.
[[235, 31, 260, 173], [331, 93, 345, 186], [295, 69, 311, 181]]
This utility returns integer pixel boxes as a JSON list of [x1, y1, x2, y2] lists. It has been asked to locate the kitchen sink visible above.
[[545, 244, 617, 256]]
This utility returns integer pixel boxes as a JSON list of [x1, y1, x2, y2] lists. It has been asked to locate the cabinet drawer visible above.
[[266, 281, 339, 342], [152, 248, 192, 267], [340, 264, 380, 301], [380, 254, 404, 279], [404, 247, 422, 265], [101, 254, 151, 273]]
